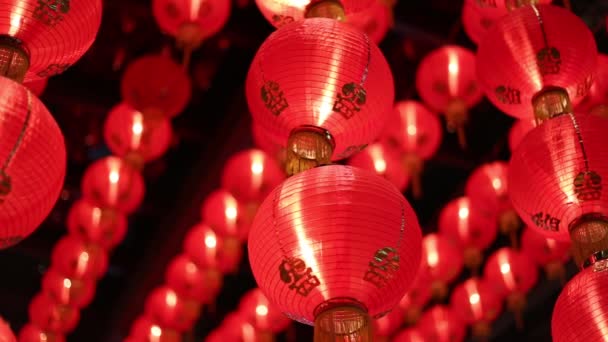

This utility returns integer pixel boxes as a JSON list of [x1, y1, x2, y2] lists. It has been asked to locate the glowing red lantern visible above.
[[255, 0, 374, 28], [393, 328, 425, 342], [0, 0, 102, 83], [0, 317, 15, 342], [183, 223, 221, 268], [144, 286, 201, 332], [218, 312, 263, 342], [66, 199, 128, 251], [239, 288, 291, 333], [248, 165, 422, 339], [576, 54, 608, 115], [552, 260, 608, 342], [165, 254, 222, 304], [450, 277, 502, 339], [121, 55, 192, 119], [81, 156, 145, 214], [508, 113, 608, 259], [372, 307, 403, 340], [129, 316, 180, 342], [18, 324, 64, 342], [29, 293, 79, 334], [0, 78, 65, 250], [41, 269, 95, 309], [23, 79, 48, 96], [476, 5, 597, 120], [246, 18, 394, 175], [415, 45, 482, 148], [418, 306, 466, 342], [201, 190, 243, 238], [438, 197, 497, 272], [398, 264, 432, 325], [346, 0, 392, 44], [508, 118, 537, 153], [152, 0, 231, 51], [51, 236, 108, 280], [521, 227, 570, 283], [420, 233, 464, 299], [251, 122, 286, 166], [103, 103, 172, 166], [347, 142, 410, 192], [461, 0, 501, 45]]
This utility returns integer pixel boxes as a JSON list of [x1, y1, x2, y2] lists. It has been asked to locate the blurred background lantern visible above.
[[17, 324, 64, 342], [347, 141, 410, 192], [66, 199, 128, 251], [508, 118, 537, 153], [521, 227, 570, 283], [450, 277, 503, 340], [28, 293, 80, 334], [0, 317, 15, 342], [420, 233, 463, 300], [165, 254, 223, 304], [398, 262, 433, 325], [144, 286, 201, 332], [238, 288, 291, 334], [128, 316, 180, 342], [346, 0, 393, 44], [418, 306, 466, 342]]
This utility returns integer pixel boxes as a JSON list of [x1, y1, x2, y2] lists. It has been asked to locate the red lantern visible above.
[[418, 306, 466, 342], [450, 277, 502, 339], [183, 223, 221, 268], [438, 197, 498, 272], [420, 233, 464, 300], [347, 142, 410, 192], [23, 79, 48, 96], [255, 0, 374, 28], [246, 18, 394, 175], [393, 327, 425, 342], [41, 269, 95, 309], [398, 264, 432, 325], [165, 254, 222, 304], [508, 113, 608, 247], [346, 0, 392, 44], [50, 235, 108, 280], [508, 118, 537, 153], [218, 312, 264, 342], [0, 317, 15, 342], [239, 288, 291, 333], [18, 324, 64, 342], [576, 54, 608, 115], [66, 199, 128, 250], [476, 5, 597, 120], [81, 156, 145, 214], [0, 78, 65, 250], [521, 227, 570, 282], [461, 0, 501, 45], [372, 307, 403, 340], [552, 261, 608, 342], [121, 55, 192, 119], [201, 190, 243, 238], [415, 45, 482, 147], [103, 103, 172, 166], [248, 165, 422, 340], [129, 316, 181, 342], [28, 293, 79, 334], [144, 286, 201, 332], [0, 0, 102, 82]]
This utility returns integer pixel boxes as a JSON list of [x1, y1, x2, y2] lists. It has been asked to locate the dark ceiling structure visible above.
[[0, 0, 607, 341]]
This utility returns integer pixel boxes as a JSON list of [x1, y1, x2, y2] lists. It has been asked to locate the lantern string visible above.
[[360, 33, 371, 85], [531, 6, 551, 54], [1, 89, 32, 172], [567, 113, 590, 171]]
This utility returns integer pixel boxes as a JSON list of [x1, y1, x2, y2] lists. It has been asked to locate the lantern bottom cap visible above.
[[313, 298, 371, 342], [569, 213, 608, 269], [0, 35, 30, 83], [177, 22, 205, 50], [285, 125, 335, 176], [305, 0, 346, 21], [532, 86, 572, 123]]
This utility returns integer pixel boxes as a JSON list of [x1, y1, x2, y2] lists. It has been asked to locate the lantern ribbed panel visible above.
[[508, 118, 537, 153], [0, 0, 101, 82], [239, 288, 291, 333], [347, 142, 409, 191], [576, 54, 608, 112], [346, 0, 390, 44], [248, 165, 422, 325], [66, 199, 128, 251], [415, 45, 482, 112], [121, 55, 192, 118], [552, 262, 608, 342], [383, 101, 442, 160], [81, 156, 145, 214], [0, 78, 65, 249], [418, 306, 466, 342], [421, 234, 463, 284], [23, 78, 48, 96], [438, 197, 497, 251], [393, 328, 426, 342], [465, 162, 510, 217], [476, 5, 597, 119], [152, 0, 231, 40], [521, 227, 570, 266], [450, 277, 503, 325], [103, 102, 172, 162], [508, 113, 608, 240], [484, 248, 539, 298], [255, 0, 374, 28], [0, 318, 15, 342], [246, 18, 394, 160]]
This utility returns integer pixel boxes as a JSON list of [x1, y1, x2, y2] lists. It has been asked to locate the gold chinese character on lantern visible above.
[[34, 0, 70, 26], [363, 247, 400, 288], [536, 47, 562, 76], [333, 83, 367, 119], [574, 171, 602, 201], [279, 257, 320, 297], [495, 86, 522, 105]]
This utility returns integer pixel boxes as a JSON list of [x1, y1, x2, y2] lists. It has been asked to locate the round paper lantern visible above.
[[420, 233, 464, 300], [221, 149, 285, 204], [393, 327, 425, 342], [81, 156, 145, 214], [129, 316, 180, 342], [508, 113, 608, 266], [415, 45, 482, 147], [166, 254, 222, 304], [248, 165, 422, 340], [398, 264, 432, 325], [255, 0, 374, 28], [450, 277, 502, 339], [183, 223, 221, 268], [0, 78, 65, 250], [18, 324, 64, 342], [239, 288, 291, 333], [0, 318, 15, 342], [476, 4, 597, 120], [372, 307, 403, 340], [51, 235, 108, 280], [347, 142, 410, 192], [103, 102, 172, 167], [508, 118, 537, 153], [121, 55, 192, 119], [418, 306, 466, 342], [23, 78, 48, 96], [246, 18, 394, 175], [576, 54, 608, 114], [346, 0, 391, 44], [41, 269, 95, 309], [152, 0, 231, 50], [144, 286, 201, 332], [552, 260, 608, 342], [201, 189, 244, 238], [0, 0, 102, 83], [218, 312, 265, 342], [66, 199, 128, 250], [521, 227, 570, 282], [438, 196, 498, 272], [461, 0, 501, 45], [29, 293, 79, 334]]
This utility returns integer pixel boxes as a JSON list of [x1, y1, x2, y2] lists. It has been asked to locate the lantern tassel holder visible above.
[[506, 292, 527, 331], [568, 213, 608, 269], [463, 247, 483, 276], [445, 98, 468, 149], [531, 86, 572, 124], [0, 36, 30, 83], [285, 126, 335, 176], [176, 22, 205, 70], [305, 0, 346, 21], [498, 209, 521, 249], [313, 299, 371, 342], [430, 280, 448, 301], [403, 154, 423, 199]]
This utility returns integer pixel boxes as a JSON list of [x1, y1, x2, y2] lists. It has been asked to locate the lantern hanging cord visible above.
[[531, 5, 550, 52], [567, 113, 590, 171], [359, 33, 371, 86], [2, 90, 32, 173]]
